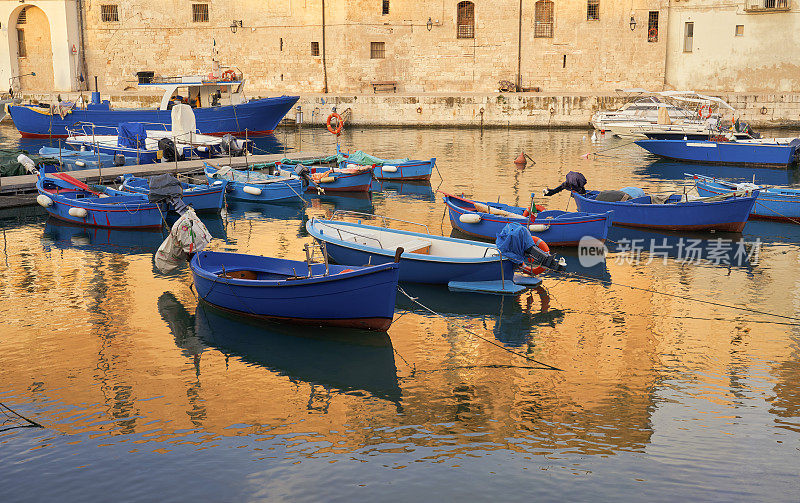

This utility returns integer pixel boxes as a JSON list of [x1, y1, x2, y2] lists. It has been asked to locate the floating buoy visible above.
[[242, 185, 262, 196], [75, 160, 86, 167], [459, 213, 481, 224], [514, 152, 527, 166], [36, 194, 53, 207], [68, 207, 88, 218], [529, 224, 550, 232], [381, 165, 398, 173], [319, 176, 335, 184]]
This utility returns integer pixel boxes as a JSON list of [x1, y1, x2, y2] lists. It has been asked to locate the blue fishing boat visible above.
[[338, 149, 435, 181], [443, 193, 612, 246], [204, 163, 305, 203], [572, 189, 758, 232], [35, 168, 164, 229], [190, 250, 401, 331], [307, 213, 564, 293], [690, 173, 800, 223], [635, 138, 800, 167], [9, 77, 298, 138], [120, 174, 226, 212]]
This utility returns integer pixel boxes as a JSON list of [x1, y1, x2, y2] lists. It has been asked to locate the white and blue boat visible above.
[[690, 173, 800, 223], [203, 163, 305, 203], [636, 138, 800, 167]]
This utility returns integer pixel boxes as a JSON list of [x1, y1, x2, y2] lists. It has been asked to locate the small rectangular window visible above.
[[100, 5, 119, 23], [587, 0, 599, 20], [192, 3, 209, 23], [735, 25, 744, 36], [370, 41, 385, 59], [311, 41, 320, 56], [16, 29, 26, 57], [382, 0, 390, 15], [648, 11, 659, 42], [684, 22, 693, 52]]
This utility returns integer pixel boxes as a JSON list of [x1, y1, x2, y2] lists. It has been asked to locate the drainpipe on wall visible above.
[[516, 0, 523, 91], [322, 0, 328, 93], [76, 0, 89, 91]]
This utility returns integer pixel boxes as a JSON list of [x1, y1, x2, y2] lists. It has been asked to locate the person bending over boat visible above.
[[543, 171, 587, 196]]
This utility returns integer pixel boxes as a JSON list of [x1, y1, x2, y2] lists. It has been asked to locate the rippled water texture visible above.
[[1, 124, 799, 501]]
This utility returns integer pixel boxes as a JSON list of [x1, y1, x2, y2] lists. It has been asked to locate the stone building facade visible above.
[[0, 0, 798, 95]]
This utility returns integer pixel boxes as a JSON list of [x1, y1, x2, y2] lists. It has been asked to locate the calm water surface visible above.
[[1, 124, 799, 502]]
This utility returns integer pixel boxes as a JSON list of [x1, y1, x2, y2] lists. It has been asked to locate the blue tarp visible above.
[[117, 122, 147, 149], [495, 223, 534, 264]]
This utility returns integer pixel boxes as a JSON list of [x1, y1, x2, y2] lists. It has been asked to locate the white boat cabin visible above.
[[138, 76, 246, 111]]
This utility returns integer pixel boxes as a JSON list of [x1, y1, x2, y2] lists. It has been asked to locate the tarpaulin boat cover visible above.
[[117, 122, 147, 149], [337, 150, 409, 166], [495, 223, 534, 264], [155, 208, 212, 273]]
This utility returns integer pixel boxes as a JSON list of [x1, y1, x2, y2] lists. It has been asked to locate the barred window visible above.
[[370, 42, 385, 59], [17, 8, 27, 25], [100, 5, 119, 23], [587, 0, 599, 20], [534, 0, 554, 38], [647, 11, 659, 42], [192, 4, 209, 23], [457, 1, 475, 39], [17, 29, 26, 57], [382, 0, 389, 15], [311, 41, 320, 56]]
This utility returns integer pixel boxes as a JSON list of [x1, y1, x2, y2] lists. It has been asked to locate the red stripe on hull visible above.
[[201, 300, 393, 331]]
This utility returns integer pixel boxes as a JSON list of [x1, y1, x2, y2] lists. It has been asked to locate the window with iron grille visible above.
[[647, 11, 658, 42], [100, 5, 118, 22], [192, 4, 209, 23], [311, 41, 320, 56], [587, 0, 599, 20], [17, 8, 27, 25], [457, 1, 474, 39], [534, 0, 554, 38], [370, 42, 385, 59], [382, 0, 389, 15], [17, 29, 26, 57]]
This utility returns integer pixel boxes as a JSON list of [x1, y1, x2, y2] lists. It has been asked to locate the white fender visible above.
[[242, 185, 262, 196], [529, 224, 550, 232], [459, 213, 482, 224], [319, 176, 335, 184], [75, 160, 86, 167], [68, 207, 88, 218], [36, 194, 53, 207], [381, 165, 398, 173]]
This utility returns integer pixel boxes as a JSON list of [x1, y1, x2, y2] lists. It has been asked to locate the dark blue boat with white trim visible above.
[[443, 193, 612, 246], [690, 173, 800, 223], [572, 189, 758, 232], [190, 250, 400, 331]]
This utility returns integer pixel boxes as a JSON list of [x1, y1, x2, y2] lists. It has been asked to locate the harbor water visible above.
[[1, 123, 799, 501]]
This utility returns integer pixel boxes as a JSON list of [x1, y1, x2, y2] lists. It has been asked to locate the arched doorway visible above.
[[12, 5, 54, 92]]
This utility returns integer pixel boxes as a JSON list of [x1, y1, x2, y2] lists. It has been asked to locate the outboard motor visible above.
[[113, 153, 126, 167], [221, 134, 244, 157], [158, 138, 184, 162]]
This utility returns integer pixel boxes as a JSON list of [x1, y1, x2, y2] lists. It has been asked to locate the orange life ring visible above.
[[326, 112, 343, 135], [221, 70, 237, 81], [520, 236, 551, 276]]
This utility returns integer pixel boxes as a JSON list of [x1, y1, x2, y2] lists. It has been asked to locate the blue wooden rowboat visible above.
[[203, 162, 305, 203], [635, 138, 800, 167], [572, 189, 758, 232], [338, 149, 435, 181], [306, 214, 527, 292], [120, 174, 226, 212], [443, 193, 612, 246], [190, 250, 400, 331], [690, 173, 800, 223], [35, 169, 164, 229]]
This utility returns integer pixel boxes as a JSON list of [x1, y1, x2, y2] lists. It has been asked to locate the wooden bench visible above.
[[371, 81, 397, 93]]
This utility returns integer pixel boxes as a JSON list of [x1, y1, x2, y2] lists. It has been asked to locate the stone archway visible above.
[[12, 5, 54, 92]]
